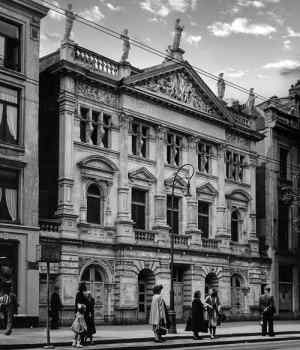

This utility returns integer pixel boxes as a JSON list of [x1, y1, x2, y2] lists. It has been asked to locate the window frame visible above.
[[167, 194, 181, 234], [198, 200, 210, 238], [0, 84, 20, 145], [197, 142, 212, 174], [166, 132, 182, 167], [231, 209, 240, 242], [225, 150, 245, 183], [86, 183, 103, 225], [131, 187, 147, 230], [0, 16, 21, 72], [0, 166, 19, 224], [131, 120, 150, 159]]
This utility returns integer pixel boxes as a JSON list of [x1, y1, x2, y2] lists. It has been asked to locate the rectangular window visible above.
[[198, 201, 209, 238], [280, 148, 288, 180], [79, 107, 112, 148], [225, 151, 245, 182], [0, 168, 18, 223], [131, 121, 149, 158], [167, 133, 182, 167], [131, 188, 146, 229], [0, 18, 20, 71], [279, 265, 293, 312], [0, 85, 19, 145], [80, 107, 89, 143], [278, 201, 289, 251], [167, 195, 180, 234], [198, 142, 211, 173]]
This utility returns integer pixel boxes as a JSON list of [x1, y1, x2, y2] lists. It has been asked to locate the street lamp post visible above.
[[168, 163, 195, 334]]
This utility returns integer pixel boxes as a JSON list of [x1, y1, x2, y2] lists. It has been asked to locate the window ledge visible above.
[[0, 142, 25, 154], [74, 141, 119, 156], [78, 222, 105, 229], [129, 154, 156, 165], [0, 222, 39, 231], [165, 163, 181, 170], [0, 67, 26, 81], [225, 179, 250, 188], [196, 171, 218, 181]]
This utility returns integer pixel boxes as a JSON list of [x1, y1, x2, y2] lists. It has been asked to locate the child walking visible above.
[[71, 304, 87, 347]]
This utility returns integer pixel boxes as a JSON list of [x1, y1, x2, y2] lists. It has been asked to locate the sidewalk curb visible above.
[[2, 331, 300, 350]]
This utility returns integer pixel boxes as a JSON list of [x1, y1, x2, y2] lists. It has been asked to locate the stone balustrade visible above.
[[233, 114, 249, 127], [135, 229, 156, 242], [39, 219, 60, 232], [201, 238, 219, 249], [73, 45, 119, 77], [174, 234, 190, 246], [230, 241, 251, 255]]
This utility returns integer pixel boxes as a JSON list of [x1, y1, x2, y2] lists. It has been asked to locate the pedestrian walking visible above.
[[71, 303, 87, 348], [85, 291, 96, 344], [191, 290, 207, 340], [205, 288, 221, 339], [149, 284, 168, 342], [2, 284, 18, 335], [259, 285, 276, 337], [75, 282, 88, 345], [50, 286, 62, 329]]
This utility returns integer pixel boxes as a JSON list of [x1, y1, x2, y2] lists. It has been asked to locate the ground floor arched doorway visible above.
[[138, 269, 155, 322], [205, 272, 218, 297], [81, 264, 107, 321]]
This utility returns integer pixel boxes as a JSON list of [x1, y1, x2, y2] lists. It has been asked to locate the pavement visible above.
[[0, 320, 299, 349]]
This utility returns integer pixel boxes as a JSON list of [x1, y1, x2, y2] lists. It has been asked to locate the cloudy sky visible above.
[[39, 0, 300, 103]]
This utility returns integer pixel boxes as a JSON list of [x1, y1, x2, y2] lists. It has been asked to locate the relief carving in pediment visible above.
[[77, 82, 117, 107], [138, 71, 212, 113]]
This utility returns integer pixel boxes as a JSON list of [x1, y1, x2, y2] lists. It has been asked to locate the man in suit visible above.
[[259, 286, 276, 336]]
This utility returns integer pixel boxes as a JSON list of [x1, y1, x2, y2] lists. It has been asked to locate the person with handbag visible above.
[[149, 284, 168, 342], [259, 286, 276, 336], [205, 288, 221, 339], [191, 290, 207, 340]]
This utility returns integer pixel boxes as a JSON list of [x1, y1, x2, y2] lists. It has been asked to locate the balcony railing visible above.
[[74, 45, 119, 77], [135, 229, 156, 242], [39, 219, 61, 232], [174, 234, 190, 246], [202, 238, 219, 249]]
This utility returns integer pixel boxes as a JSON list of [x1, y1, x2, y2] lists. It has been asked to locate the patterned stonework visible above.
[[138, 71, 212, 113], [226, 131, 250, 149], [77, 81, 117, 107]]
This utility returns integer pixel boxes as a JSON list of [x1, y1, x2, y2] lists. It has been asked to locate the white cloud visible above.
[[140, 0, 170, 17], [224, 68, 247, 78], [79, 6, 104, 22], [286, 27, 300, 38], [283, 39, 292, 50], [48, 0, 64, 21], [263, 59, 300, 70], [237, 0, 265, 8], [168, 0, 189, 12], [106, 3, 121, 11], [186, 34, 202, 45], [208, 17, 276, 37], [257, 73, 269, 79]]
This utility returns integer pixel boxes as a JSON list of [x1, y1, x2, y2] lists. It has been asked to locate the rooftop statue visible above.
[[246, 88, 256, 114], [120, 29, 131, 62], [172, 18, 184, 50], [63, 3, 75, 42], [217, 73, 225, 100]]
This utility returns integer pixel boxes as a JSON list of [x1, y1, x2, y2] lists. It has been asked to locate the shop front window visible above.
[[0, 168, 18, 223]]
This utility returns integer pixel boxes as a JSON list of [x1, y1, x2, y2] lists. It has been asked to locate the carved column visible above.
[[186, 137, 202, 247], [116, 113, 133, 243], [56, 76, 77, 227], [215, 144, 230, 249], [153, 126, 170, 244], [104, 181, 113, 227], [248, 156, 259, 256]]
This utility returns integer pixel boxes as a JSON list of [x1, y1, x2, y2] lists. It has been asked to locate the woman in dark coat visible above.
[[75, 282, 88, 345], [191, 290, 205, 340], [85, 291, 96, 344]]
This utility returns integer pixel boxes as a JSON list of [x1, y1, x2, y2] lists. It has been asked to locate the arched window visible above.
[[231, 210, 240, 242], [87, 184, 102, 224]]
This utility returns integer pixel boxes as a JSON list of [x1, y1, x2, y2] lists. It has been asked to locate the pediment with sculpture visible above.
[[136, 71, 213, 114]]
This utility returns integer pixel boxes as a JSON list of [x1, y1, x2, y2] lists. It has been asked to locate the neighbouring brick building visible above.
[[38, 15, 271, 324], [0, 0, 48, 326], [256, 82, 300, 318]]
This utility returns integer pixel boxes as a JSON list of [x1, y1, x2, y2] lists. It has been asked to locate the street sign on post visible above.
[[40, 242, 61, 349]]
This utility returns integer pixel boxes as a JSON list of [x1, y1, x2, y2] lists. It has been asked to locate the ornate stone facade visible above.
[[38, 38, 270, 325]]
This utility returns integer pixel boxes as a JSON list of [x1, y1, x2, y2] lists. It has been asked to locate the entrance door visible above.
[[174, 282, 184, 319], [81, 265, 105, 320], [231, 275, 244, 314], [138, 269, 155, 322]]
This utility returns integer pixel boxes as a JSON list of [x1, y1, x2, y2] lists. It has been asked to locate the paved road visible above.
[[178, 339, 300, 350]]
